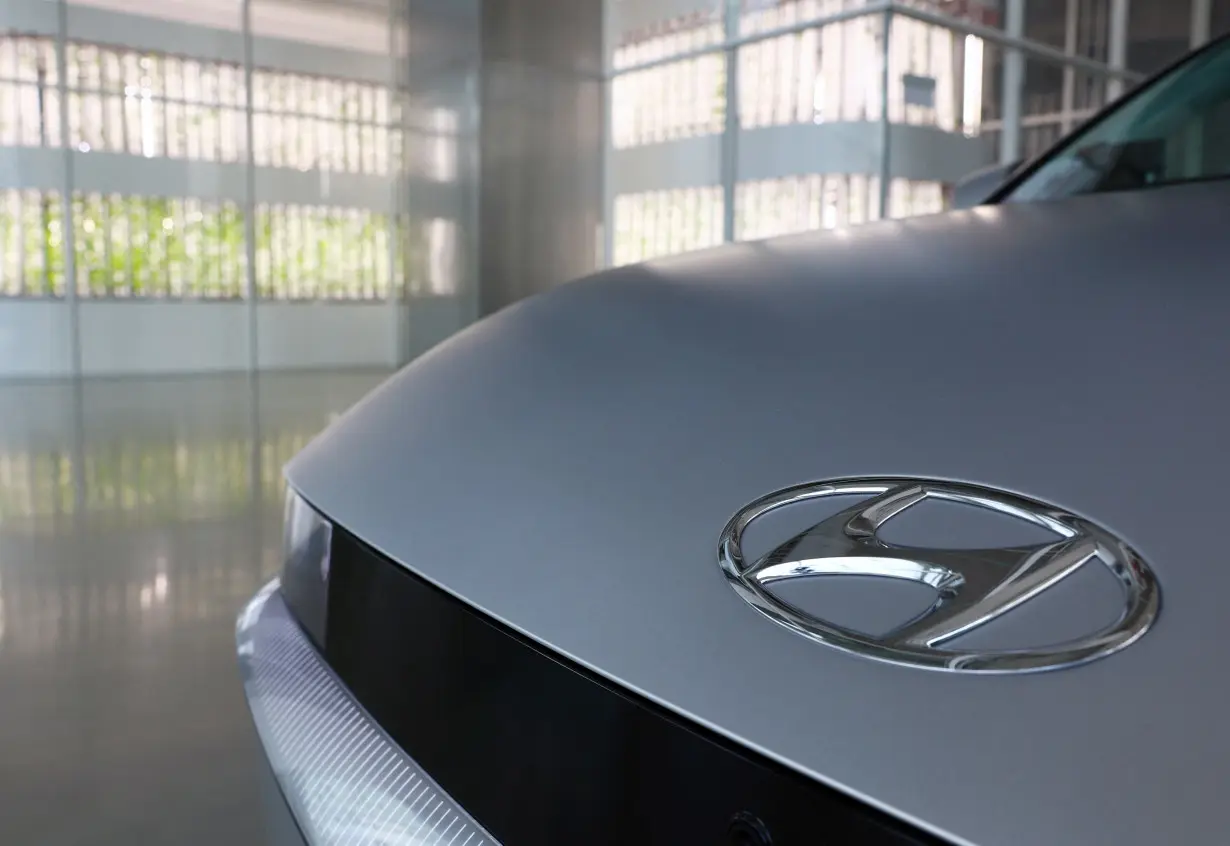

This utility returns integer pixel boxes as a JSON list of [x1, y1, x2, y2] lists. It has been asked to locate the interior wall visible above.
[[79, 303, 251, 376], [0, 302, 74, 379], [478, 0, 604, 316]]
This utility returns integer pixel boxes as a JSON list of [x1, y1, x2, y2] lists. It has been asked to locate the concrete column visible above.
[[479, 0, 603, 314], [999, 0, 1025, 165]]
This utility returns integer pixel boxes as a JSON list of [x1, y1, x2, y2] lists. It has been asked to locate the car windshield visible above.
[[1002, 37, 1230, 202]]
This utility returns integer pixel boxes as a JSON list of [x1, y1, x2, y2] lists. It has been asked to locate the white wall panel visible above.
[[1, 298, 475, 378], [0, 0, 59, 36], [610, 135, 723, 195], [66, 5, 245, 65], [70, 153, 246, 202], [0, 149, 62, 192], [256, 302, 396, 370], [251, 37, 393, 84], [79, 301, 250, 376], [0, 301, 73, 378], [612, 123, 995, 192], [737, 124, 884, 182]]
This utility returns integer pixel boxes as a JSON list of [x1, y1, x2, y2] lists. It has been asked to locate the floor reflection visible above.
[[0, 370, 389, 845]]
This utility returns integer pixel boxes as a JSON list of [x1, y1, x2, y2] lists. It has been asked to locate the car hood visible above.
[[287, 182, 1230, 846]]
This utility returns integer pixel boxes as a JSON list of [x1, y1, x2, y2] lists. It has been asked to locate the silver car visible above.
[[238, 35, 1230, 846]]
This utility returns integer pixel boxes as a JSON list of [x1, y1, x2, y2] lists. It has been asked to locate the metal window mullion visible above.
[[878, 8, 893, 219], [17, 190, 27, 296], [123, 194, 132, 296], [1000, 0, 1025, 165], [1106, 0, 1129, 102], [38, 63, 53, 296], [297, 202, 308, 301], [160, 192, 170, 297], [610, 3, 1137, 85], [385, 6, 401, 365], [120, 81, 131, 154], [160, 61, 170, 161], [1191, 0, 1212, 48], [1060, 0, 1079, 134], [56, 0, 80, 375], [601, 0, 615, 269], [1182, 0, 1211, 177], [242, 0, 259, 372], [721, 0, 739, 244]]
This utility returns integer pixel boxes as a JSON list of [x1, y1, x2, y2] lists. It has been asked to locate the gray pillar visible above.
[[721, 0, 740, 243], [1192, 0, 1213, 47], [999, 0, 1025, 165], [1106, 0, 1129, 102], [399, 0, 481, 357], [478, 0, 603, 315]]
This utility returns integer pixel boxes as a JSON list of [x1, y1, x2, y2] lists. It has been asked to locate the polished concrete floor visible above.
[[0, 371, 390, 845]]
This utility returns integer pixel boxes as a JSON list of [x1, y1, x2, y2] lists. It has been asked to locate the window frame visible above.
[[988, 31, 1230, 203]]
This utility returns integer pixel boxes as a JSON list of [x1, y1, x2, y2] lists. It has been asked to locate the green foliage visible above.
[[0, 191, 66, 296], [2, 190, 412, 300]]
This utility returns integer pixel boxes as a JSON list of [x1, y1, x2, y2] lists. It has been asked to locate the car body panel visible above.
[[287, 181, 1230, 846]]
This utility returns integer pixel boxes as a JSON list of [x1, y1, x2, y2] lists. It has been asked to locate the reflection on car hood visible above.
[[288, 182, 1230, 846]]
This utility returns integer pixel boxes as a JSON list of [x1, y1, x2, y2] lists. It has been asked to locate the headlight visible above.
[[281, 487, 332, 649]]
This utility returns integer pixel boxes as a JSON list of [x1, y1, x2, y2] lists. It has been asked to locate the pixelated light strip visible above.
[[238, 580, 495, 846]]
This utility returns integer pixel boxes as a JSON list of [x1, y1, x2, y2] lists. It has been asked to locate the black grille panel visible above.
[[324, 527, 946, 846]]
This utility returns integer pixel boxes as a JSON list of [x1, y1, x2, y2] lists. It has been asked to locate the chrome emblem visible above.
[[718, 479, 1160, 673]]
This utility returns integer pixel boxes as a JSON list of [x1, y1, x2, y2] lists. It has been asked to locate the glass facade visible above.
[[0, 36, 61, 148], [2, 1, 1227, 374], [738, 2, 892, 127], [0, 27, 417, 301], [0, 0, 483, 377], [612, 186, 724, 265], [605, 0, 1208, 267], [0, 189, 64, 296], [610, 13, 726, 146]]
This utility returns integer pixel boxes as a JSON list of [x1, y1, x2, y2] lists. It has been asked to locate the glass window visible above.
[[1005, 38, 1230, 202]]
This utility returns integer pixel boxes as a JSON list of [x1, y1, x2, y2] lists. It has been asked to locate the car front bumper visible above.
[[245, 492, 945, 846], [237, 579, 497, 846]]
